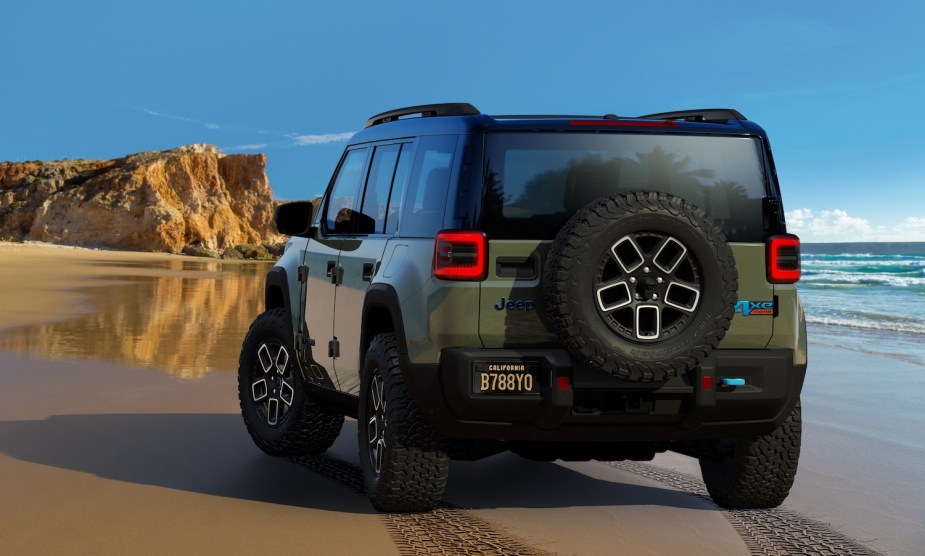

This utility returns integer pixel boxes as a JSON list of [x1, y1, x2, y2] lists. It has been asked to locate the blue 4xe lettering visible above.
[[735, 300, 774, 317]]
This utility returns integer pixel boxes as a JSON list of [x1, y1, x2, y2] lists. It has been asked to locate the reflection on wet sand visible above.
[[0, 259, 271, 378]]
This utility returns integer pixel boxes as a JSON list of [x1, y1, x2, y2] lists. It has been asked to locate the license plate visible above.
[[472, 362, 540, 395]]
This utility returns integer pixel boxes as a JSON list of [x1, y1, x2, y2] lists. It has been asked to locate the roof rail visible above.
[[638, 108, 747, 122], [365, 103, 480, 128]]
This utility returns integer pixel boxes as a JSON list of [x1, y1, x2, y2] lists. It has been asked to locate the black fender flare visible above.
[[360, 283, 410, 364], [265, 266, 292, 315]]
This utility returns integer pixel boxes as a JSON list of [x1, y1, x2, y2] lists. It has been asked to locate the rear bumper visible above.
[[402, 348, 805, 442]]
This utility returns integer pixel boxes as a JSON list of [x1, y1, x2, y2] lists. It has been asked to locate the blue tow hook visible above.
[[720, 378, 746, 387]]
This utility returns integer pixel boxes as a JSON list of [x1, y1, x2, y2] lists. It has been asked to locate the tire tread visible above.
[[238, 308, 344, 456], [361, 333, 449, 513], [700, 401, 802, 509]]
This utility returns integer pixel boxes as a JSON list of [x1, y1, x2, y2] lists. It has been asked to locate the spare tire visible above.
[[544, 191, 738, 382]]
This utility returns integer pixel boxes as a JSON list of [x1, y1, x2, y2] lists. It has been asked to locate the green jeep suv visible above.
[[238, 103, 807, 513]]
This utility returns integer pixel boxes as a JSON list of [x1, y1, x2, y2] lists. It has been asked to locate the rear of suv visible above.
[[237, 103, 807, 512]]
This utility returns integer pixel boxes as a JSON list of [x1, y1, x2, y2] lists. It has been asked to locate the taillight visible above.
[[767, 234, 801, 283], [433, 231, 487, 281]]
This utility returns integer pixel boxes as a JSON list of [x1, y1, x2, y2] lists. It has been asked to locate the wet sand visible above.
[[0, 347, 749, 555], [650, 334, 925, 556], [0, 242, 892, 554], [0, 243, 270, 377]]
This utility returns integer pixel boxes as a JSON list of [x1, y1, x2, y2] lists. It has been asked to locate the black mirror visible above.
[[274, 201, 315, 237]]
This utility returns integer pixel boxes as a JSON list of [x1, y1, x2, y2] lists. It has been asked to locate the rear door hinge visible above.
[[297, 265, 308, 283], [328, 338, 340, 358]]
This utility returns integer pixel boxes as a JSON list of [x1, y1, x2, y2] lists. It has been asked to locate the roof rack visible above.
[[638, 108, 747, 122], [365, 103, 480, 128]]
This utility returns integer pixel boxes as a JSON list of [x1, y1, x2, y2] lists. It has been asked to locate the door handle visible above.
[[326, 260, 343, 285], [362, 262, 375, 282]]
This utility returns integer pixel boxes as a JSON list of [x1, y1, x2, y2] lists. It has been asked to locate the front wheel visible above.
[[238, 308, 344, 456], [358, 333, 449, 512], [699, 401, 802, 509]]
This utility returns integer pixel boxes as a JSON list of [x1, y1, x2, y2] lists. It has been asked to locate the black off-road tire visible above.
[[358, 333, 449, 513], [544, 191, 738, 382], [238, 308, 344, 456], [699, 401, 802, 509]]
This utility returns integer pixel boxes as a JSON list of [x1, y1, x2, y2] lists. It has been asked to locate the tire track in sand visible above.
[[288, 453, 879, 555], [608, 461, 881, 556], [288, 454, 551, 555]]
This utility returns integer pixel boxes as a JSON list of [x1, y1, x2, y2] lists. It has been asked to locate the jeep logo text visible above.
[[494, 297, 535, 311]]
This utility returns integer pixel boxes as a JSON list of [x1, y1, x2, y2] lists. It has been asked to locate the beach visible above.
[[651, 333, 925, 555], [0, 242, 914, 554]]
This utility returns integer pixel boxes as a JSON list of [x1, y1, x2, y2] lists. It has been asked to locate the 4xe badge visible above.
[[735, 300, 775, 317]]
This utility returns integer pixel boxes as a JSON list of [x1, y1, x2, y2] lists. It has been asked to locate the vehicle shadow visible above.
[[446, 451, 710, 511], [0, 413, 711, 513], [0, 412, 376, 514]]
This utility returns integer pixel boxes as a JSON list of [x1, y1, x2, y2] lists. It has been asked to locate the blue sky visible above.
[[2, 1, 924, 242]]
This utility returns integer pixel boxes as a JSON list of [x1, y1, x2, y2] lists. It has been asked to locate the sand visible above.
[[0, 241, 243, 332], [651, 337, 925, 556], [0, 242, 896, 554]]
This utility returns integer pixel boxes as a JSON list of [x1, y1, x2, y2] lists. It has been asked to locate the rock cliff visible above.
[[0, 145, 285, 256]]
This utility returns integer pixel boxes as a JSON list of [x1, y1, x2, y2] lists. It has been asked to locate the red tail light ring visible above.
[[433, 231, 487, 281], [767, 234, 801, 284]]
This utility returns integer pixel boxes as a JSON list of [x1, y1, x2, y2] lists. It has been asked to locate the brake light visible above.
[[433, 231, 487, 281], [767, 234, 801, 283], [568, 120, 680, 128]]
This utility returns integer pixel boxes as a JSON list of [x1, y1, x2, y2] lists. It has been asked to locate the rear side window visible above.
[[360, 144, 401, 233], [385, 144, 414, 235], [399, 135, 457, 237], [325, 148, 369, 233], [484, 133, 768, 241]]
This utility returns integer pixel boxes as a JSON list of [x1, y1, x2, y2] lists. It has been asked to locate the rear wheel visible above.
[[358, 333, 449, 512], [699, 401, 802, 509], [238, 309, 344, 456]]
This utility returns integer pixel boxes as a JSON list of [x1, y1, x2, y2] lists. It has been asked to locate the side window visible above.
[[399, 135, 457, 237], [360, 144, 401, 234], [384, 144, 414, 234], [325, 148, 369, 233]]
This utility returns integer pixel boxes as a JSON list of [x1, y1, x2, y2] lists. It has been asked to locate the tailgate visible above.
[[720, 243, 774, 348], [479, 240, 558, 347], [478, 241, 773, 350]]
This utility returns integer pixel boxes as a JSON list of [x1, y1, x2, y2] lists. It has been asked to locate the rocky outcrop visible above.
[[0, 145, 285, 256]]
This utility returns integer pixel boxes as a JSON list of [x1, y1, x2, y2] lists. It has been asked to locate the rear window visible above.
[[483, 132, 769, 241]]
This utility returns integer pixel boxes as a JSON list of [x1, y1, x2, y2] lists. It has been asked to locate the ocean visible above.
[[799, 242, 925, 367], [787, 243, 925, 554]]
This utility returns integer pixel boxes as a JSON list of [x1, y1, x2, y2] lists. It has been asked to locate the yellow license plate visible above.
[[472, 362, 540, 394]]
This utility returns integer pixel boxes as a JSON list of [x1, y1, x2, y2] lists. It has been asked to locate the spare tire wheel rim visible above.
[[594, 231, 702, 342]]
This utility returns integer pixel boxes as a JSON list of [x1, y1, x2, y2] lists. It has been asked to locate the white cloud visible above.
[[785, 209, 925, 242], [784, 208, 813, 230], [224, 143, 267, 151], [293, 132, 354, 146], [785, 208, 871, 238], [894, 217, 925, 239], [143, 108, 222, 130]]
